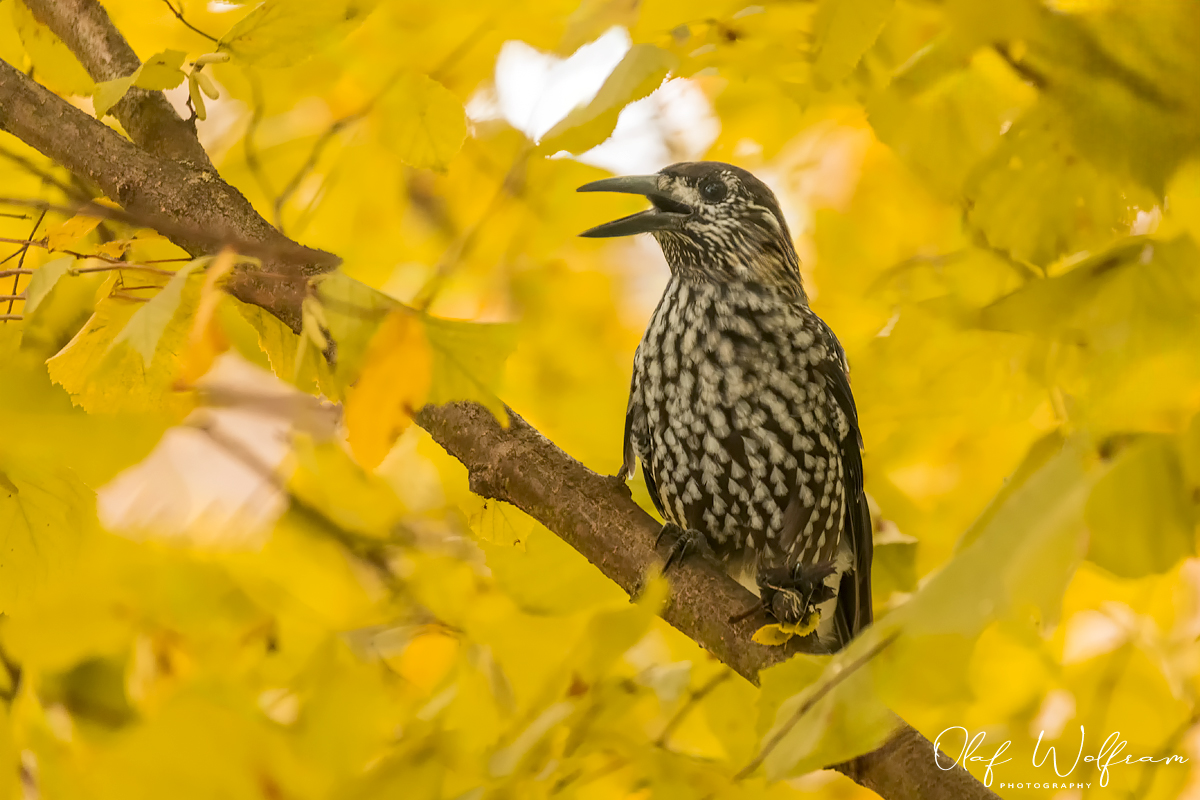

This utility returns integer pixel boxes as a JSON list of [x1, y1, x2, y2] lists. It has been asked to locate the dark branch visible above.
[[21, 0, 213, 169], [0, 58, 338, 332]]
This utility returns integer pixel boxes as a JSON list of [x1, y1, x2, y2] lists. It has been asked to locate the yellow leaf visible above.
[[11, 0, 93, 95], [751, 624, 795, 647], [539, 45, 675, 154], [178, 249, 236, 385], [393, 629, 459, 692], [220, 0, 379, 68], [134, 49, 186, 91], [92, 75, 134, 119], [344, 311, 433, 469], [751, 610, 821, 646], [94, 240, 131, 259], [0, 455, 95, 614], [784, 609, 822, 638], [378, 73, 467, 172], [47, 273, 196, 415], [46, 214, 102, 251]]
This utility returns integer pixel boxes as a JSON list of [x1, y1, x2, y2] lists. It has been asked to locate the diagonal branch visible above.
[[0, 58, 336, 332], [20, 0, 213, 169], [0, 33, 998, 800]]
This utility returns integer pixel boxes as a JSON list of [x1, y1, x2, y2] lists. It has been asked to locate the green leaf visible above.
[[965, 105, 1155, 267], [134, 49, 187, 90], [11, 0, 93, 95], [762, 653, 896, 779], [288, 437, 406, 539], [539, 45, 676, 154], [220, 0, 379, 67], [110, 260, 203, 366], [810, 0, 894, 88], [423, 314, 518, 423], [378, 73, 467, 172], [1029, 4, 1200, 193], [0, 456, 95, 614], [479, 522, 623, 615], [92, 75, 135, 119], [901, 441, 1091, 638], [22, 256, 73, 317], [314, 271, 400, 386], [868, 42, 1033, 198], [47, 273, 197, 414], [977, 239, 1144, 336], [870, 533, 918, 600], [1086, 436, 1195, 578]]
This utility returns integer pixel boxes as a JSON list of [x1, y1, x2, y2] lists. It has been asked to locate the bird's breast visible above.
[[632, 277, 841, 564]]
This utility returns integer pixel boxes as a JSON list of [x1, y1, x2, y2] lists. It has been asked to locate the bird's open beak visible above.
[[577, 174, 691, 238]]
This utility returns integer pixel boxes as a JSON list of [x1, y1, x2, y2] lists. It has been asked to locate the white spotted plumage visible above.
[[602, 161, 873, 645]]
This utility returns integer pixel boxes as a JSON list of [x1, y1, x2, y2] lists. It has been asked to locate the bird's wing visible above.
[[621, 374, 666, 519], [812, 326, 873, 639]]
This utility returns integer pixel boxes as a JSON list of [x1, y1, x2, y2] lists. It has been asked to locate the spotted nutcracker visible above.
[[579, 161, 872, 649]]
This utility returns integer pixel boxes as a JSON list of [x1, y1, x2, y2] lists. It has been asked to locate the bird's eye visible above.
[[700, 178, 727, 203]]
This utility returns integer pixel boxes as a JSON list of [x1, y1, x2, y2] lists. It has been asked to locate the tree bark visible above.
[[0, 20, 997, 800], [21, 0, 213, 169]]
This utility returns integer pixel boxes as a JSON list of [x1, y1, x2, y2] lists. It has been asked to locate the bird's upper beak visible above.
[[576, 174, 692, 238]]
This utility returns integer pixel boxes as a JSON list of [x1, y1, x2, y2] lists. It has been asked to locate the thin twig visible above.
[[272, 67, 410, 232], [656, 669, 733, 747], [0, 235, 177, 274], [5, 209, 45, 319], [0, 295, 25, 302], [735, 632, 899, 780], [0, 197, 339, 269], [0, 270, 33, 279], [273, 115, 361, 232], [413, 145, 531, 310], [160, 0, 219, 42], [72, 263, 176, 276], [0, 315, 22, 321], [273, 19, 493, 233]]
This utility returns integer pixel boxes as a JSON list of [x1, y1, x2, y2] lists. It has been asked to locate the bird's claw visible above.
[[655, 523, 713, 572], [756, 561, 837, 627]]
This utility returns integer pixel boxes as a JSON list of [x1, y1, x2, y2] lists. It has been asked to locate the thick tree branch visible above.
[[20, 0, 214, 169], [0, 37, 997, 800], [0, 58, 335, 331], [417, 403, 997, 800]]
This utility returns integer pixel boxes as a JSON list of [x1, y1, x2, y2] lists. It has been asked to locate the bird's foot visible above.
[[756, 561, 838, 627], [655, 522, 714, 572]]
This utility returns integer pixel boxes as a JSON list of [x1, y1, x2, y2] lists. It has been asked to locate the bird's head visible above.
[[578, 161, 803, 297]]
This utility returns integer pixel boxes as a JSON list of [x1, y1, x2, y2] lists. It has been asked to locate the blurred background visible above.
[[2, 0, 1200, 797]]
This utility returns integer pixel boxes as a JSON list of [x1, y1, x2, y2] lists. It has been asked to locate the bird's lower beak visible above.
[[577, 174, 691, 238]]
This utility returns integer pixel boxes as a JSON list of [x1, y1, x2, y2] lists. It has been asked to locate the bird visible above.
[[578, 161, 872, 649]]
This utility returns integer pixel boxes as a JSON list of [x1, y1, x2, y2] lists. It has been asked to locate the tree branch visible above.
[[0, 58, 336, 332], [0, 35, 998, 800], [20, 0, 214, 169]]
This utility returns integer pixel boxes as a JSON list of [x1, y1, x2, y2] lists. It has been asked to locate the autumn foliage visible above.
[[2, 0, 1200, 798]]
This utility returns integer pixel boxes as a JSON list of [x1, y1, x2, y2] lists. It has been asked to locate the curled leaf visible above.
[[344, 311, 433, 470], [751, 610, 821, 646]]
